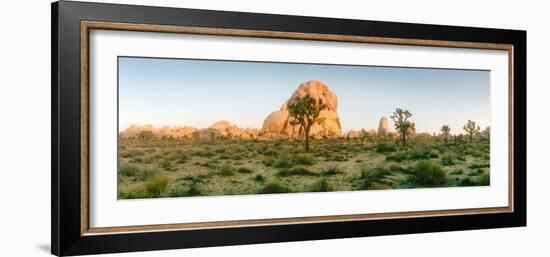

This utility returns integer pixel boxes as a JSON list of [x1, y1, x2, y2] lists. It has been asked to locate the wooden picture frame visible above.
[[52, 1, 526, 256]]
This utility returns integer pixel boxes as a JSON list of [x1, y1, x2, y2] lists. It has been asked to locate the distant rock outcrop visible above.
[[260, 80, 342, 139], [120, 121, 258, 140], [377, 116, 389, 137], [346, 130, 361, 139], [120, 124, 197, 139]]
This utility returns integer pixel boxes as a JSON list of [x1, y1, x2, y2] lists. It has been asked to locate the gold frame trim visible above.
[[80, 20, 514, 236]]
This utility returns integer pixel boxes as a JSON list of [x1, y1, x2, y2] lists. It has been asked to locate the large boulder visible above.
[[260, 80, 342, 139], [377, 116, 389, 137]]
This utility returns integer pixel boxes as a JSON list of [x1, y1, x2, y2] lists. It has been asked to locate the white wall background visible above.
[[0, 0, 547, 256]]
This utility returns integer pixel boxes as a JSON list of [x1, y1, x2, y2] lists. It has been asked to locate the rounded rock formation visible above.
[[260, 80, 342, 139], [377, 116, 389, 137]]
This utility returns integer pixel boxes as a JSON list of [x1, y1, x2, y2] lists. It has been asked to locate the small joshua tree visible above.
[[390, 108, 415, 145], [288, 95, 325, 152], [463, 119, 480, 143], [441, 125, 451, 142]]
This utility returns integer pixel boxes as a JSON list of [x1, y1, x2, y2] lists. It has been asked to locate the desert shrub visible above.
[[172, 152, 188, 164], [450, 169, 464, 175], [357, 167, 390, 190], [310, 178, 334, 192], [320, 166, 342, 176], [120, 165, 140, 177], [459, 177, 475, 186], [192, 150, 215, 158], [387, 162, 404, 172], [469, 162, 490, 169], [186, 182, 202, 196], [459, 173, 490, 186], [145, 175, 170, 197], [159, 159, 175, 171], [218, 164, 235, 176], [477, 173, 490, 185], [218, 154, 230, 160], [261, 148, 278, 156], [273, 158, 293, 169], [328, 155, 348, 162], [253, 174, 266, 182], [457, 156, 467, 161], [385, 151, 407, 162], [277, 167, 318, 177], [440, 151, 456, 166], [120, 150, 145, 158], [130, 157, 143, 163], [293, 153, 316, 165], [237, 167, 254, 174], [119, 165, 154, 181], [408, 160, 448, 186], [198, 159, 220, 168], [407, 148, 431, 160], [214, 148, 226, 154], [258, 181, 290, 194], [118, 186, 148, 199], [429, 150, 439, 158], [376, 142, 396, 153], [169, 182, 202, 197]]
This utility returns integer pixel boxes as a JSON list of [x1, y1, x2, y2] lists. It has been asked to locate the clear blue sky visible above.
[[119, 57, 490, 134]]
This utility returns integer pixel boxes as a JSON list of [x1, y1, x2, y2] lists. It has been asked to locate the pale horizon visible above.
[[119, 57, 491, 134]]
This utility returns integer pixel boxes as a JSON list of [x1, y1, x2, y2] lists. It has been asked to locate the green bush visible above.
[[160, 159, 175, 171], [320, 166, 342, 176], [407, 148, 430, 160], [218, 164, 235, 176], [469, 162, 490, 169], [277, 167, 318, 177], [409, 160, 448, 186], [119, 165, 154, 181], [357, 167, 390, 190], [459, 173, 490, 186], [258, 181, 290, 194], [170, 151, 189, 164], [385, 151, 407, 162], [440, 151, 456, 166], [293, 153, 316, 165], [237, 167, 254, 173], [273, 158, 293, 169], [145, 175, 170, 197], [310, 178, 334, 192], [120, 150, 145, 158], [253, 174, 266, 182], [477, 173, 490, 185], [376, 142, 396, 153], [387, 162, 404, 171], [120, 165, 140, 177]]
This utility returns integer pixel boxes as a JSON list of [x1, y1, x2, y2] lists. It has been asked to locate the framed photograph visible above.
[[52, 1, 526, 256]]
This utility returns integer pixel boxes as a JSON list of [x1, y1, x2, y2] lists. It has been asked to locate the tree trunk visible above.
[[469, 134, 473, 143], [401, 131, 406, 145], [305, 126, 311, 152]]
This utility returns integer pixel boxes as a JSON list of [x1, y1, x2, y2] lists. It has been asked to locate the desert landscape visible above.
[[118, 80, 490, 199]]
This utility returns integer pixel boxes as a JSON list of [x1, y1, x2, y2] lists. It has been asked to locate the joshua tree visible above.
[[390, 108, 415, 145], [463, 119, 480, 143], [288, 95, 325, 152], [440, 125, 451, 142]]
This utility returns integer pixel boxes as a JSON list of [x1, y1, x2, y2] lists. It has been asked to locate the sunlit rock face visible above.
[[260, 80, 342, 139]]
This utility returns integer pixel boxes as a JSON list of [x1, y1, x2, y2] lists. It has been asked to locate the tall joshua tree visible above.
[[441, 125, 451, 142], [288, 95, 325, 152], [390, 108, 415, 145], [463, 119, 480, 143]]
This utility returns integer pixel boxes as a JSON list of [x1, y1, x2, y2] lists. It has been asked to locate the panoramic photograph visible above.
[[117, 57, 491, 199]]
